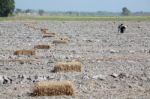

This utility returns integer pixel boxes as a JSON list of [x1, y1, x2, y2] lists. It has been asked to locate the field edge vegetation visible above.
[[0, 16, 150, 21]]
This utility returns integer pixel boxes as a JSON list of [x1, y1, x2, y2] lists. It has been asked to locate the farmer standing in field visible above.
[[118, 24, 127, 33]]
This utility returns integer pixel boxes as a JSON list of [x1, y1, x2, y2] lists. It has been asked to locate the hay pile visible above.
[[32, 81, 75, 96], [54, 61, 83, 72], [14, 50, 35, 56], [34, 45, 50, 49], [41, 28, 56, 37], [43, 34, 55, 38]]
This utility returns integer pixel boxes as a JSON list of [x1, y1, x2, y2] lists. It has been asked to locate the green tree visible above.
[[121, 7, 131, 16], [0, 0, 15, 17], [38, 9, 45, 16], [25, 9, 33, 13], [15, 8, 22, 14]]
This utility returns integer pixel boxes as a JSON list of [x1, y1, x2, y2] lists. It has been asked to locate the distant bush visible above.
[[122, 7, 131, 16], [38, 9, 45, 16], [0, 0, 15, 17]]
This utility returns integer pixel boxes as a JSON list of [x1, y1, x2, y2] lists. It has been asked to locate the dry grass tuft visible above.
[[34, 45, 50, 49], [14, 50, 35, 56], [32, 81, 75, 96], [53, 61, 83, 72]]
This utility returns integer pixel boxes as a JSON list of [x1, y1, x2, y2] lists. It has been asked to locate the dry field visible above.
[[0, 21, 150, 99]]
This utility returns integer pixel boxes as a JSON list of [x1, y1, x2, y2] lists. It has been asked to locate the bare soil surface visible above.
[[0, 21, 150, 99]]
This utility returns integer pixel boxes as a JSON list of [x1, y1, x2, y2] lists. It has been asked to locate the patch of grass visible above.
[[0, 16, 150, 21]]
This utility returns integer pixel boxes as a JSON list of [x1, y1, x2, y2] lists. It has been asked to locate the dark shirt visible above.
[[118, 25, 126, 33]]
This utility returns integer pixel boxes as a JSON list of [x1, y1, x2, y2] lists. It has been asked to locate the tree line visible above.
[[0, 0, 150, 17], [14, 8, 150, 16]]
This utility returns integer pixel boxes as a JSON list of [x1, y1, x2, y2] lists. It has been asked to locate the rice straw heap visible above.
[[32, 81, 75, 96]]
